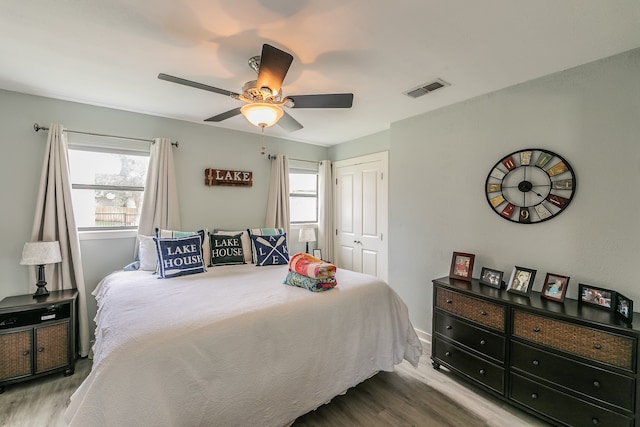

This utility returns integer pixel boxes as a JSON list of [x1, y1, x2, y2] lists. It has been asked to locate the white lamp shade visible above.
[[298, 228, 316, 243], [240, 103, 284, 128], [20, 241, 62, 265]]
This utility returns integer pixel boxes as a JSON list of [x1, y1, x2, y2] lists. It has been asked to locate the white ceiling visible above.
[[1, 1, 639, 146]]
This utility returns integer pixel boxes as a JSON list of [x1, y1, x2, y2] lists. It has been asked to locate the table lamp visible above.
[[298, 228, 316, 254], [20, 241, 62, 298]]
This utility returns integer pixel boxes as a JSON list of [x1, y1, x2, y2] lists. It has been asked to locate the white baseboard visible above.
[[414, 328, 431, 344]]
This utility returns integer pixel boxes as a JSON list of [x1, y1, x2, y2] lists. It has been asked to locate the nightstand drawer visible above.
[[0, 329, 32, 381], [34, 322, 69, 374], [434, 311, 506, 363], [433, 336, 505, 394], [510, 372, 632, 427], [511, 340, 634, 411], [435, 288, 505, 331], [513, 310, 635, 371]]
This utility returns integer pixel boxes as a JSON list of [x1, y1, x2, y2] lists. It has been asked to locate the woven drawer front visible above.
[[436, 288, 505, 331], [0, 329, 32, 381], [513, 310, 635, 371], [35, 322, 69, 374]]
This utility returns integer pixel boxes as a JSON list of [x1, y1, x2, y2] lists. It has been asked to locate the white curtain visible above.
[[30, 124, 91, 357], [265, 154, 290, 237], [138, 138, 181, 236], [318, 160, 333, 262]]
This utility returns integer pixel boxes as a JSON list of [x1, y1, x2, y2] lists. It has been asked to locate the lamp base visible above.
[[33, 283, 49, 298], [33, 264, 49, 298]]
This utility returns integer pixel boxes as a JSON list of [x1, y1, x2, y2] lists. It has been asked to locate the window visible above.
[[289, 169, 318, 224], [68, 145, 149, 230]]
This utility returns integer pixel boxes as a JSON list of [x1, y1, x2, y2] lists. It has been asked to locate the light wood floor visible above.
[[0, 342, 548, 427]]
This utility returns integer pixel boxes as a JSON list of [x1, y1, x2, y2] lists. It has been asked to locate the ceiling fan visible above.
[[158, 44, 354, 132]]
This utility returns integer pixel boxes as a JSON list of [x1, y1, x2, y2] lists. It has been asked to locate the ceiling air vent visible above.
[[404, 79, 450, 98]]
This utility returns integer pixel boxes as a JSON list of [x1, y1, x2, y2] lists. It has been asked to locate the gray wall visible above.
[[0, 90, 328, 332], [328, 129, 390, 161], [3, 47, 639, 341], [387, 48, 640, 334]]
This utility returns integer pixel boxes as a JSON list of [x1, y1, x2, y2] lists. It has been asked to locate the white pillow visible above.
[[213, 230, 252, 263], [138, 235, 157, 271]]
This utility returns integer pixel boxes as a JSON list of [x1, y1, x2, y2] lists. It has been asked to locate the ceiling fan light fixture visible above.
[[240, 103, 284, 128]]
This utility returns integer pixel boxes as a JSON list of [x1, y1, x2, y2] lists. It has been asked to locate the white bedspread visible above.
[[65, 264, 422, 427]]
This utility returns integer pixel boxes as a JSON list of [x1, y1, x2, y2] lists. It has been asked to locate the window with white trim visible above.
[[68, 144, 149, 230], [289, 168, 318, 224]]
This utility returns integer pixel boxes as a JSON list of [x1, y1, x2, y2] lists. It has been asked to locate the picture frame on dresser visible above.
[[578, 283, 615, 311], [615, 293, 633, 325], [480, 267, 503, 289], [540, 273, 570, 303], [449, 252, 475, 281], [506, 266, 536, 297]]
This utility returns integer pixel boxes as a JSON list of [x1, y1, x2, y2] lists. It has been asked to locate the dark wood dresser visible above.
[[432, 276, 639, 427]]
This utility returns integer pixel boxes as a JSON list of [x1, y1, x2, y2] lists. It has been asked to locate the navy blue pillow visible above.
[[250, 233, 289, 266], [154, 235, 206, 278]]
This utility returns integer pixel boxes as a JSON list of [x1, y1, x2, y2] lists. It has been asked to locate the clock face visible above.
[[485, 149, 576, 224]]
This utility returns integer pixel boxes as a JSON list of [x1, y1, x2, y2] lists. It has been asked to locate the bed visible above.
[[64, 263, 422, 427]]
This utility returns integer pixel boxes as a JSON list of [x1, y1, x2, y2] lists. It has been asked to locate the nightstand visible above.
[[0, 290, 78, 393]]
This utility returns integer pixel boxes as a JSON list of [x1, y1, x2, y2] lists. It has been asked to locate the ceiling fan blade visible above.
[[278, 111, 303, 132], [288, 93, 354, 109], [158, 73, 239, 98], [204, 107, 242, 122], [256, 44, 293, 96]]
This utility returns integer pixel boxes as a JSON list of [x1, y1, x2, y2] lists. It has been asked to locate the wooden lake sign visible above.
[[205, 168, 253, 187]]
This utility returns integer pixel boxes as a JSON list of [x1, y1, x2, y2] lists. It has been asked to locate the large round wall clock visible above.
[[485, 149, 576, 224]]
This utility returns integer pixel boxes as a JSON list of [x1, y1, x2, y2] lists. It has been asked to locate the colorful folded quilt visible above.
[[283, 271, 337, 292], [289, 252, 336, 280]]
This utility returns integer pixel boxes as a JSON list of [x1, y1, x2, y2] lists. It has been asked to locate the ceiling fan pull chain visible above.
[[260, 126, 267, 155]]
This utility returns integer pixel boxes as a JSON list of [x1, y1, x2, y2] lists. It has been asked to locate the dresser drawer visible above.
[[513, 310, 635, 371], [511, 340, 634, 412], [434, 311, 506, 363], [435, 287, 505, 331], [433, 336, 505, 394], [510, 372, 632, 427]]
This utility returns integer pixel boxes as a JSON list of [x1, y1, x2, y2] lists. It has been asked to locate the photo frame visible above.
[[313, 249, 322, 260], [506, 266, 537, 297], [578, 284, 616, 311], [615, 293, 633, 325], [449, 252, 475, 281], [480, 267, 503, 289], [540, 273, 570, 303]]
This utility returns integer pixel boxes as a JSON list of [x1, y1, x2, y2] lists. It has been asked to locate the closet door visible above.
[[333, 152, 388, 281]]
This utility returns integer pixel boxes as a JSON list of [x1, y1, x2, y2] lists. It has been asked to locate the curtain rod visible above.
[[267, 154, 319, 164], [33, 123, 179, 147]]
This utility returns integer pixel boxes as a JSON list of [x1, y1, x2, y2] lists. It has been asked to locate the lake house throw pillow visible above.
[[154, 235, 206, 278], [209, 233, 245, 266]]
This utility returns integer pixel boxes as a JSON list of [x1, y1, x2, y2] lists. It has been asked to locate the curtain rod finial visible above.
[[34, 123, 42, 132]]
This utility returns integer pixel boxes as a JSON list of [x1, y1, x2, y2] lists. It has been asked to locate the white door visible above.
[[333, 152, 388, 281]]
